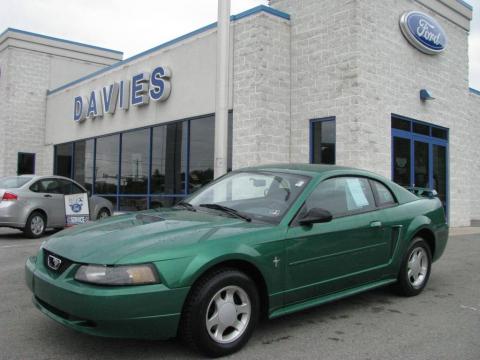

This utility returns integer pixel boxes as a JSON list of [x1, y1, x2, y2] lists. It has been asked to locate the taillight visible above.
[[2, 192, 18, 201]]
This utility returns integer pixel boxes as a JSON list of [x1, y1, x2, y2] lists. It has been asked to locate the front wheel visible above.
[[180, 268, 260, 357], [395, 237, 432, 297]]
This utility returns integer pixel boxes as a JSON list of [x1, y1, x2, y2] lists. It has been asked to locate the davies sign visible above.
[[399, 11, 447, 55], [73, 66, 171, 122]]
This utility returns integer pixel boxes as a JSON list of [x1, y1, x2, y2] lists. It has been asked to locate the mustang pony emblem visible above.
[[47, 255, 62, 271]]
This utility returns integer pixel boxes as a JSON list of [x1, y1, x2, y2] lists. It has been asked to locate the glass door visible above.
[[391, 116, 449, 216]]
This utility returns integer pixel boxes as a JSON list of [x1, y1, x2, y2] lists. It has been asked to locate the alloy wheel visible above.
[[205, 285, 251, 344], [407, 247, 429, 288]]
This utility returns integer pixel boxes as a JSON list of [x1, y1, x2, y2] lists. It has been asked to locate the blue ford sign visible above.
[[400, 11, 447, 55]]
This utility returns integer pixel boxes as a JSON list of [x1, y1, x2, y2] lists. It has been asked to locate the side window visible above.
[[304, 177, 375, 218], [30, 181, 44, 193], [371, 180, 396, 207], [41, 179, 62, 194]]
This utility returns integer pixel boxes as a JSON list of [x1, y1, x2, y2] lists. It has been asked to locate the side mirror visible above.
[[299, 208, 332, 226]]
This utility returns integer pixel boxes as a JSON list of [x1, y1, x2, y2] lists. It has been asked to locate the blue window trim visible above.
[[391, 114, 449, 220], [46, 5, 290, 96], [309, 116, 336, 164], [55, 113, 228, 212]]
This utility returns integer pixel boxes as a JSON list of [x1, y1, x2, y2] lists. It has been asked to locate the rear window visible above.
[[0, 176, 33, 188]]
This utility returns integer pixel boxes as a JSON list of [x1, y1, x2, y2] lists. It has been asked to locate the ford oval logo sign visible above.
[[400, 11, 447, 55]]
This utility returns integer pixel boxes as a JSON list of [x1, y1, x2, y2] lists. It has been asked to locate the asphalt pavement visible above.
[[0, 227, 479, 360]]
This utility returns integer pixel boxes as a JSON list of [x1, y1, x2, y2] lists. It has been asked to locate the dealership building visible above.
[[0, 0, 479, 226]]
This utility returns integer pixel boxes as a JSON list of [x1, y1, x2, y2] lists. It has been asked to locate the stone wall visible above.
[[232, 11, 291, 168]]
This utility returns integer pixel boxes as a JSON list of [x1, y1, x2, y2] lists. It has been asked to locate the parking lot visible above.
[[0, 227, 479, 360]]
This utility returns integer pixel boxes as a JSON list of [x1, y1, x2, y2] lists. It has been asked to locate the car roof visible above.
[[239, 163, 369, 177]]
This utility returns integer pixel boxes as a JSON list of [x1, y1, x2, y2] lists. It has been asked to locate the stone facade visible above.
[[0, 29, 123, 177], [232, 12, 291, 168], [269, 0, 478, 226]]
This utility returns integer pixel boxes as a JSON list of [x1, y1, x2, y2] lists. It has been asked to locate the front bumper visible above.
[[25, 255, 190, 340]]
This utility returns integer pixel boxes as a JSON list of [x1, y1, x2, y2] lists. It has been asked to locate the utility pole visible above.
[[214, 0, 230, 178]]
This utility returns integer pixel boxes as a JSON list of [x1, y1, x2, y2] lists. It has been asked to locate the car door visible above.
[[284, 176, 391, 305], [29, 178, 66, 227]]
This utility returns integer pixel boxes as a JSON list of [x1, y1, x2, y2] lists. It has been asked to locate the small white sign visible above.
[[65, 193, 90, 226]]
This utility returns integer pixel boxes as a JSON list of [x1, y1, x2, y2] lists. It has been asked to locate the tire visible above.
[[97, 208, 111, 220], [395, 237, 432, 297], [24, 211, 46, 239], [179, 268, 260, 357]]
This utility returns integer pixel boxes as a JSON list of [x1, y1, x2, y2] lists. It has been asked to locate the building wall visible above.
[[0, 30, 122, 178], [45, 29, 222, 145], [232, 12, 291, 168], [469, 92, 480, 221], [271, 0, 477, 226]]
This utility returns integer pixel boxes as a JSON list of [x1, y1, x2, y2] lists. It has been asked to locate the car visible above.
[[0, 175, 114, 238], [25, 164, 448, 357]]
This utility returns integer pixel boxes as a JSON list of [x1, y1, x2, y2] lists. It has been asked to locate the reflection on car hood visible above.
[[43, 209, 272, 264]]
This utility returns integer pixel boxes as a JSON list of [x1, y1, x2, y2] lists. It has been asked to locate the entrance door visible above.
[[391, 116, 449, 214]]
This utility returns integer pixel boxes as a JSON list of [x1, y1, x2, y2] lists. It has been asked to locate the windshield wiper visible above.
[[199, 203, 252, 222], [175, 201, 196, 212]]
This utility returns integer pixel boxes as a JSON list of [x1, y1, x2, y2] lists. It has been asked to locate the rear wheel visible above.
[[24, 211, 46, 238], [97, 208, 110, 220], [180, 268, 259, 357], [395, 237, 432, 297]]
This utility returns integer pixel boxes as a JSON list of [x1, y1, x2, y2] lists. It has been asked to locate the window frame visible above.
[[309, 117, 336, 165], [368, 179, 398, 209], [17, 152, 36, 175], [291, 175, 391, 227]]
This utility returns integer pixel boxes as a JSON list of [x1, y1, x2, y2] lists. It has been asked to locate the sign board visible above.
[[73, 66, 172, 122], [65, 193, 90, 226], [399, 11, 447, 55]]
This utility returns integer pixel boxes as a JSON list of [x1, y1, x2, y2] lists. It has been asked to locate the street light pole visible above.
[[214, 0, 231, 178]]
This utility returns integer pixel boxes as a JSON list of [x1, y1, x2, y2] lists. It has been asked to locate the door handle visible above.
[[43, 194, 52, 198], [370, 221, 382, 228]]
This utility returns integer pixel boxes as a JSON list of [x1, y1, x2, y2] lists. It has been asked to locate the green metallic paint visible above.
[[25, 165, 448, 340]]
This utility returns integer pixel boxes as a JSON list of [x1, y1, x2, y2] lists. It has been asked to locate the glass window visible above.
[[30, 179, 63, 194], [0, 176, 33, 188], [432, 127, 448, 140], [393, 137, 411, 187], [304, 177, 375, 218], [371, 180, 396, 207], [392, 118, 410, 131], [74, 140, 94, 193], [188, 171, 310, 224], [151, 122, 186, 195], [120, 129, 149, 194], [413, 123, 430, 136], [150, 196, 183, 209], [189, 116, 215, 193], [17, 153, 35, 175], [95, 135, 119, 194], [57, 179, 85, 195], [311, 118, 335, 164], [119, 197, 148, 211], [54, 143, 73, 178]]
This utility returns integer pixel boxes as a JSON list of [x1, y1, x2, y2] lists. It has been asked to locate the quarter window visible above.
[[371, 181, 396, 207], [304, 177, 375, 218]]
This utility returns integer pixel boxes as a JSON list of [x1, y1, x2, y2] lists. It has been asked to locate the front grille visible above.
[[43, 249, 73, 274]]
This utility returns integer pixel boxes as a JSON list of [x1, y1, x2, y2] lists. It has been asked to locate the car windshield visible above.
[[0, 176, 33, 189], [186, 171, 310, 224]]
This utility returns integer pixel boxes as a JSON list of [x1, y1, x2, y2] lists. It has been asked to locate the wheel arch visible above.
[[28, 208, 48, 225], [183, 258, 270, 319], [412, 227, 436, 258]]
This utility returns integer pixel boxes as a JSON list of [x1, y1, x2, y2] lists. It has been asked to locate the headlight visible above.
[[74, 264, 159, 286]]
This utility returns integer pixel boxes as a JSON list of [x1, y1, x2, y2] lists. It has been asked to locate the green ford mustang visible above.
[[25, 164, 448, 357]]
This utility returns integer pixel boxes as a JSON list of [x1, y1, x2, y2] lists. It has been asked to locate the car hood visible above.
[[43, 209, 274, 264]]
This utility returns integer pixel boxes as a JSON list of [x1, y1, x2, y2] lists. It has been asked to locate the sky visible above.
[[1, 0, 479, 89]]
